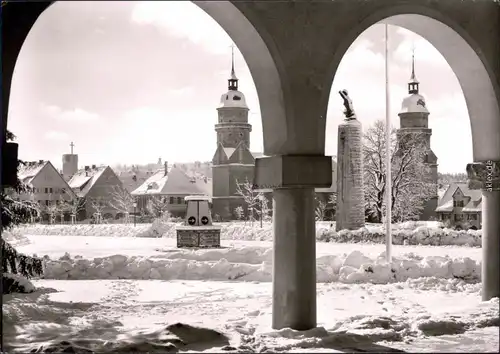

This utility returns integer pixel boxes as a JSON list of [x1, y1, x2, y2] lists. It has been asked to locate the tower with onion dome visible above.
[[211, 45, 256, 220], [397, 51, 438, 220]]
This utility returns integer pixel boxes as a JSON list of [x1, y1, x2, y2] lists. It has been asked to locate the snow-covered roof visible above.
[[218, 90, 248, 109], [436, 183, 482, 213], [399, 94, 429, 114], [131, 166, 211, 197], [223, 148, 236, 159], [18, 161, 48, 185], [68, 166, 107, 197]]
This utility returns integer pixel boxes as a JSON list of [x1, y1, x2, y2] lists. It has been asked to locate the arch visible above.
[[323, 5, 500, 162], [2, 1, 288, 156]]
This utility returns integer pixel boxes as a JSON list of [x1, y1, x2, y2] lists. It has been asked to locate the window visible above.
[[45, 200, 49, 206], [44, 188, 49, 193], [170, 196, 175, 204], [49, 187, 53, 193], [453, 200, 464, 207], [62, 188, 66, 194], [177, 197, 183, 204], [470, 214, 477, 220]]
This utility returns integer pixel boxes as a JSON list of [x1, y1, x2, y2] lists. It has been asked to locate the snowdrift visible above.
[[41, 248, 481, 284], [16, 221, 482, 246]]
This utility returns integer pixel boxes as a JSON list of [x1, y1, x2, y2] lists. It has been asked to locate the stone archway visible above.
[[322, 7, 499, 304]]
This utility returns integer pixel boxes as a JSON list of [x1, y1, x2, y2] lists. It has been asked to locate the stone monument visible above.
[[176, 195, 221, 248], [336, 90, 365, 231]]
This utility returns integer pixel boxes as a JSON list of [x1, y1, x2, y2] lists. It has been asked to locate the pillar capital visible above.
[[466, 160, 500, 192], [253, 155, 332, 190]]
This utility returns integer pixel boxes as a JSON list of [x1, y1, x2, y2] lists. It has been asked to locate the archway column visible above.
[[254, 155, 332, 330], [466, 160, 500, 301]]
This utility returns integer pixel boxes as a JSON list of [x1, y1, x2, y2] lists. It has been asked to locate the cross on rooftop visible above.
[[70, 141, 74, 154]]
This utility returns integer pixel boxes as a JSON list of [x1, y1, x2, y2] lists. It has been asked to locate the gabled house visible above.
[[68, 164, 129, 220], [435, 183, 482, 229], [15, 160, 77, 218], [131, 162, 211, 217]]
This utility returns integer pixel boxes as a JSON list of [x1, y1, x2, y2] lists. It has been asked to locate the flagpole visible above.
[[385, 22, 392, 263]]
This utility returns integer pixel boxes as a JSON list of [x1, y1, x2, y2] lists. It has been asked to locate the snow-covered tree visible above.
[[146, 196, 170, 219], [234, 206, 244, 221], [363, 120, 437, 222], [108, 185, 134, 223], [235, 178, 262, 225], [89, 197, 107, 224], [315, 196, 327, 221], [65, 198, 86, 224], [1, 130, 44, 293]]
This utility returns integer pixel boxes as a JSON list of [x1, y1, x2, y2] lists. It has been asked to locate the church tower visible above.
[[212, 45, 255, 220], [397, 50, 438, 220], [62, 141, 78, 181]]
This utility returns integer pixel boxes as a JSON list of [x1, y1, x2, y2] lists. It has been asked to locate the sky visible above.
[[8, 1, 472, 173]]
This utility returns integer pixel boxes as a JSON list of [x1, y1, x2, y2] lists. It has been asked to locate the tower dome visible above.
[[219, 44, 248, 109], [399, 49, 429, 114]]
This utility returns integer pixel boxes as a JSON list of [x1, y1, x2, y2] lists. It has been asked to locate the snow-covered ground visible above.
[[17, 235, 482, 283], [4, 279, 498, 352], [15, 220, 482, 246], [3, 228, 498, 352]]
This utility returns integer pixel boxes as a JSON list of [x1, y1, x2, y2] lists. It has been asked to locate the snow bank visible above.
[[41, 248, 481, 284], [316, 224, 481, 247], [2, 229, 31, 247], [16, 221, 482, 247], [3, 273, 36, 294], [15, 223, 152, 238]]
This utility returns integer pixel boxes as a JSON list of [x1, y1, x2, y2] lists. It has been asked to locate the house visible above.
[[68, 164, 129, 220], [435, 183, 482, 229], [131, 162, 212, 217], [15, 160, 77, 219]]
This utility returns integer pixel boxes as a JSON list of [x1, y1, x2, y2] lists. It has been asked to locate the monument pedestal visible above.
[[336, 119, 365, 231]]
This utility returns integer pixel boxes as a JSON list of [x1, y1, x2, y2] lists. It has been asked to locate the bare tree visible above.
[[65, 198, 86, 224], [235, 178, 262, 226], [234, 206, 244, 221], [146, 196, 170, 219], [260, 195, 271, 222], [89, 197, 108, 224], [315, 195, 327, 221], [108, 185, 134, 223], [363, 120, 437, 222]]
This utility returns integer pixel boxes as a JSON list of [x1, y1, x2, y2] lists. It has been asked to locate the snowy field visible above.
[[14, 220, 482, 246], [3, 226, 498, 352]]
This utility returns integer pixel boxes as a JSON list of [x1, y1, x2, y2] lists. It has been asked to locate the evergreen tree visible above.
[[2, 130, 44, 293]]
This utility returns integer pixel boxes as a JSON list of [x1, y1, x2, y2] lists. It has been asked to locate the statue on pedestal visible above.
[[339, 89, 357, 120]]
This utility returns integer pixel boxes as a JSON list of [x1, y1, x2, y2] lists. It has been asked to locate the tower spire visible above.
[[228, 44, 238, 91], [408, 42, 419, 94]]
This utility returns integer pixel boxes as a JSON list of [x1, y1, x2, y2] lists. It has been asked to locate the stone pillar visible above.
[[336, 119, 365, 231], [254, 155, 332, 330], [273, 187, 316, 330], [466, 160, 500, 301]]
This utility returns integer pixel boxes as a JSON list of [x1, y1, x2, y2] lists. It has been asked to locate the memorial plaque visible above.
[[199, 230, 221, 248], [177, 230, 199, 247]]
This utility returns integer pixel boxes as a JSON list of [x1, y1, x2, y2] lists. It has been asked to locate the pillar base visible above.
[[272, 188, 316, 330]]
